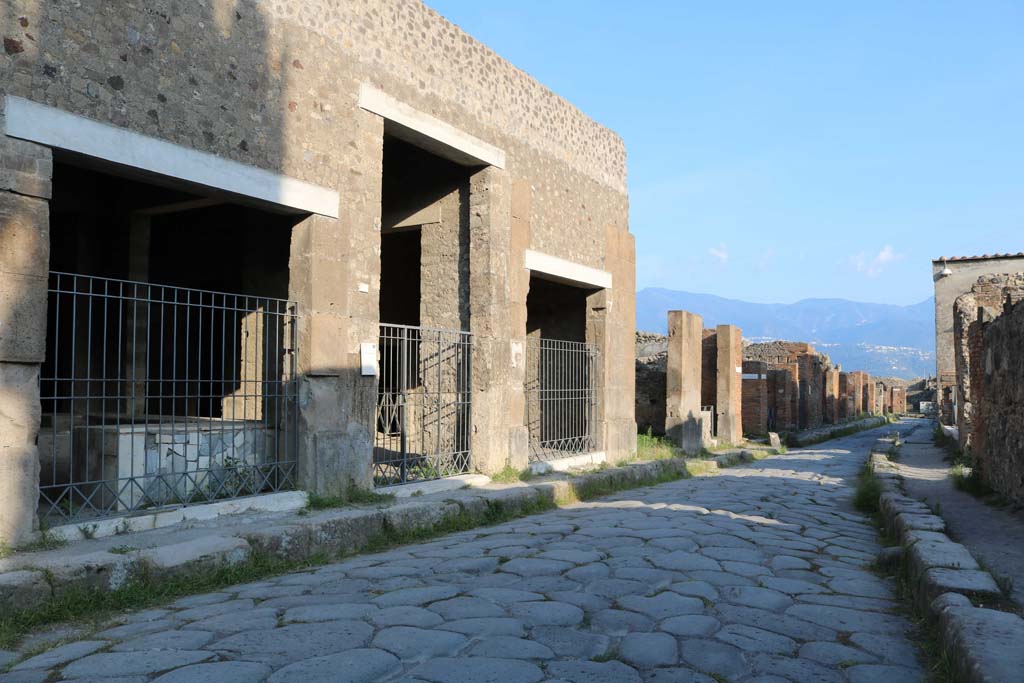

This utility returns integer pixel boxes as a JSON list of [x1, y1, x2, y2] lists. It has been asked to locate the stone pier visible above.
[[664, 311, 704, 454], [715, 324, 743, 444]]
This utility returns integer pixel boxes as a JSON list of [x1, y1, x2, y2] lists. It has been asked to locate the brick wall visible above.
[[972, 299, 1024, 505], [742, 360, 768, 437], [635, 332, 667, 435], [701, 330, 718, 411]]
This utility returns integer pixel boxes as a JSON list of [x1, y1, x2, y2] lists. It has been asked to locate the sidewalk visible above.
[[893, 421, 1024, 607]]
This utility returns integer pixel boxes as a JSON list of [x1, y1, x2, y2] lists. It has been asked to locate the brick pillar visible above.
[[0, 126, 52, 547], [289, 110, 381, 496], [469, 166, 514, 473], [665, 310, 704, 453], [825, 369, 840, 424], [716, 324, 743, 444], [742, 361, 768, 436]]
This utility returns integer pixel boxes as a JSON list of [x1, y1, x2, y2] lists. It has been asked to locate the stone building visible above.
[[743, 341, 838, 431], [932, 253, 1024, 425], [951, 274, 1024, 451], [0, 0, 636, 546], [971, 299, 1024, 505]]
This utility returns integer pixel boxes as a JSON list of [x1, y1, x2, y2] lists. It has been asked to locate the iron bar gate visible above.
[[374, 323, 472, 486], [39, 272, 298, 524], [525, 337, 599, 462]]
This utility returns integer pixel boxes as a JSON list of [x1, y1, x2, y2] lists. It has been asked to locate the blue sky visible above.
[[426, 1, 1023, 306]]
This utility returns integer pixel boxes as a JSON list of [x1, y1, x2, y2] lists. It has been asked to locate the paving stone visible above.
[[176, 599, 254, 621], [412, 657, 544, 683], [61, 650, 214, 678], [153, 661, 273, 683], [758, 576, 829, 595], [0, 651, 16, 668], [468, 637, 554, 660], [266, 649, 400, 683], [845, 664, 922, 683], [191, 608, 278, 633], [210, 621, 373, 665], [111, 630, 214, 652], [769, 555, 811, 571], [716, 605, 836, 642], [714, 624, 797, 655], [667, 581, 718, 601], [687, 570, 755, 587], [544, 660, 641, 683], [439, 618, 525, 637], [529, 626, 609, 658], [660, 614, 721, 637], [434, 557, 501, 574], [720, 561, 772, 577], [548, 590, 612, 611], [749, 654, 844, 683], [12, 641, 109, 671], [785, 604, 907, 635], [848, 632, 921, 668], [94, 619, 179, 640], [499, 558, 574, 576], [510, 601, 584, 626], [372, 626, 468, 660], [619, 632, 678, 668], [285, 603, 379, 623], [643, 668, 716, 683], [468, 588, 545, 604], [171, 593, 233, 609], [427, 596, 505, 620], [828, 577, 894, 599], [679, 639, 748, 680], [701, 547, 765, 564], [0, 671, 48, 683], [618, 591, 704, 619], [591, 609, 654, 634], [371, 606, 446, 628], [565, 564, 611, 582], [798, 641, 876, 666], [649, 552, 721, 572], [586, 578, 651, 598], [796, 593, 898, 612], [373, 586, 460, 607], [719, 586, 793, 611]]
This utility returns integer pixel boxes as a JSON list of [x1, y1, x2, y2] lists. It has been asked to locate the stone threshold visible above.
[[0, 450, 761, 617], [528, 451, 607, 475], [869, 447, 1024, 683]]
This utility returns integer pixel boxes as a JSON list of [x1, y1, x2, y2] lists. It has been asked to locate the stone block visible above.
[[919, 567, 1001, 612], [939, 605, 1024, 683]]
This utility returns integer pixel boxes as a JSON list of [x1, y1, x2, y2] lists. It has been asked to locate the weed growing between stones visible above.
[[490, 465, 534, 483], [306, 489, 395, 510], [854, 465, 883, 514]]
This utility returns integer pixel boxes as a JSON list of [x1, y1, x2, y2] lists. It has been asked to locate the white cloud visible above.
[[849, 244, 902, 277], [708, 243, 729, 264]]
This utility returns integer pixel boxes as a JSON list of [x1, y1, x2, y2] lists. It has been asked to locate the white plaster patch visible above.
[[3, 96, 339, 217], [524, 250, 612, 290], [358, 85, 506, 169]]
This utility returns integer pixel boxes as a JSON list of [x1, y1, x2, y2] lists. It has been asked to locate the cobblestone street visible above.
[[1, 424, 926, 683]]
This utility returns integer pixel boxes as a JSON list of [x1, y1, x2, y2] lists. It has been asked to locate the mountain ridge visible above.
[[636, 288, 934, 380]]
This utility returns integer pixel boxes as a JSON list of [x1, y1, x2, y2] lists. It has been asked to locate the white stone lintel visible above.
[[3, 96, 340, 218], [524, 249, 612, 290], [358, 84, 506, 169]]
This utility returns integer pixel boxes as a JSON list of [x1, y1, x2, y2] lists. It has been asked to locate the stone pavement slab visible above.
[[1, 423, 929, 682]]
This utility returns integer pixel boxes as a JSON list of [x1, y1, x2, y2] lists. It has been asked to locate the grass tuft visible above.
[[854, 465, 883, 514]]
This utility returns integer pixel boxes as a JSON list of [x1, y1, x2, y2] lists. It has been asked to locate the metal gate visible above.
[[525, 337, 599, 462], [374, 323, 472, 486], [39, 272, 298, 524]]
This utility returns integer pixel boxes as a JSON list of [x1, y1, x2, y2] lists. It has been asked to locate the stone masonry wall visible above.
[[973, 299, 1024, 505], [952, 274, 1024, 451], [742, 360, 768, 437], [635, 332, 667, 436]]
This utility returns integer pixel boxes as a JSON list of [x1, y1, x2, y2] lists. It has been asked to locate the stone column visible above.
[[507, 180, 531, 468], [716, 324, 743, 445], [468, 166, 514, 474], [0, 128, 52, 547], [665, 310, 704, 453], [598, 221, 637, 460], [288, 110, 382, 496]]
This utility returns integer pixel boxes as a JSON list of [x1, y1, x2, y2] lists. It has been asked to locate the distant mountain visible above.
[[636, 288, 934, 380]]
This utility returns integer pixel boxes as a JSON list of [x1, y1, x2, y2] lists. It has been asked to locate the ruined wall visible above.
[[700, 330, 718, 412], [635, 332, 667, 436], [824, 369, 840, 424], [952, 274, 1024, 451], [972, 299, 1024, 505], [742, 360, 768, 437]]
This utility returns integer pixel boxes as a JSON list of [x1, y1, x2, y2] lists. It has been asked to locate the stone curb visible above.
[[0, 449, 759, 617], [790, 416, 889, 446], [868, 450, 1024, 683]]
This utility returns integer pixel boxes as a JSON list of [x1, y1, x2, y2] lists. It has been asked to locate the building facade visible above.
[[0, 0, 636, 546]]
